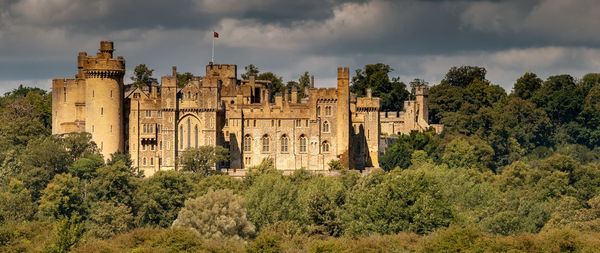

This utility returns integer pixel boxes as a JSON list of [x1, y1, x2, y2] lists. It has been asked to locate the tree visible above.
[[0, 178, 35, 223], [172, 189, 255, 240], [38, 174, 85, 220], [86, 201, 134, 239], [245, 173, 301, 230], [298, 177, 345, 235], [513, 72, 542, 100], [380, 130, 436, 171], [179, 146, 229, 176], [241, 64, 260, 80], [258, 72, 285, 99], [176, 72, 194, 87], [87, 162, 138, 207], [350, 63, 410, 111], [135, 171, 193, 227], [343, 168, 453, 235], [532, 74, 582, 125], [131, 64, 154, 88], [441, 136, 494, 169], [442, 66, 487, 87], [68, 153, 104, 181]]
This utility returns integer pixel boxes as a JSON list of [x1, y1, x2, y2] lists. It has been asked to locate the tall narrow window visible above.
[[194, 125, 199, 148], [186, 118, 191, 149], [325, 106, 332, 116], [101, 107, 103, 115], [280, 135, 289, 153], [299, 135, 307, 153], [110, 125, 112, 133], [322, 141, 330, 153], [323, 121, 330, 133], [179, 125, 184, 149], [150, 158, 154, 165], [262, 135, 270, 153], [317, 106, 321, 116], [143, 158, 146, 166], [243, 135, 252, 152], [110, 90, 113, 98], [63, 87, 67, 102]]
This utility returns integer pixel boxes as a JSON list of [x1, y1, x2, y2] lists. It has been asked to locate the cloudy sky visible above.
[[1, 0, 600, 93]]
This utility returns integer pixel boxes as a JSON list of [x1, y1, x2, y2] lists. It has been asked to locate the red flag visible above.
[[213, 32, 219, 38]]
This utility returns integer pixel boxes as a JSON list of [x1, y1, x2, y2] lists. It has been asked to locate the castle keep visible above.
[[52, 41, 441, 176]]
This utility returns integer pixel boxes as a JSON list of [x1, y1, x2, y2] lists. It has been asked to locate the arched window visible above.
[[262, 135, 270, 153], [317, 106, 321, 116], [194, 125, 198, 148], [322, 141, 330, 153], [325, 106, 332, 116], [322, 121, 330, 133], [299, 135, 307, 153], [280, 135, 289, 153], [243, 135, 252, 152], [143, 157, 147, 166]]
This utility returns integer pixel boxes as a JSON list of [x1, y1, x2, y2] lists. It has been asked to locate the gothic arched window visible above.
[[280, 135, 289, 153], [299, 135, 307, 153], [323, 121, 330, 133], [262, 135, 270, 153], [243, 135, 252, 152]]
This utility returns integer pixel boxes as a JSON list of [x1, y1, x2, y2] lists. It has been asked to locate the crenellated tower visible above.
[[336, 67, 351, 167], [80, 41, 126, 159]]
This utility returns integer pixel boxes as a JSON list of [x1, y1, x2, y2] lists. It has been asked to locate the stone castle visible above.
[[52, 41, 442, 176]]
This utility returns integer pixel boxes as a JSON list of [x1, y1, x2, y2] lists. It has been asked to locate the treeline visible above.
[[1, 65, 600, 252]]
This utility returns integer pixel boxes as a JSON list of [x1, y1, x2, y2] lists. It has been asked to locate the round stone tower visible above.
[[81, 41, 126, 159]]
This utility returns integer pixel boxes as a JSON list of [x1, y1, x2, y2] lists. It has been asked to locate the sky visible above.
[[1, 0, 600, 94]]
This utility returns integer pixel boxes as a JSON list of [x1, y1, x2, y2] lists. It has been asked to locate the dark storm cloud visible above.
[[1, 0, 600, 93]]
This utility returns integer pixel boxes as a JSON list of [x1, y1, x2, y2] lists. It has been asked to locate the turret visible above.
[[82, 41, 126, 159], [415, 85, 429, 127]]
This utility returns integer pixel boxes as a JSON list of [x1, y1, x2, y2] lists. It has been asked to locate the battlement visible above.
[[78, 41, 125, 79], [310, 88, 338, 99], [337, 67, 350, 79], [206, 64, 237, 79], [415, 85, 429, 96]]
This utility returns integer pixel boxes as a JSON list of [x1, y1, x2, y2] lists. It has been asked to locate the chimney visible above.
[[366, 88, 372, 98], [310, 75, 315, 88], [172, 66, 177, 77]]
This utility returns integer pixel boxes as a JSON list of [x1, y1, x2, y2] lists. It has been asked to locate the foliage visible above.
[[0, 179, 35, 223], [350, 63, 410, 111], [38, 173, 85, 220], [134, 170, 193, 227], [172, 189, 255, 240], [86, 201, 134, 239], [130, 64, 154, 88], [245, 173, 301, 230], [179, 145, 229, 176]]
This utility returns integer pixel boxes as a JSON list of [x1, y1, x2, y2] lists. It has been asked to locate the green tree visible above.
[[88, 162, 137, 207], [135, 171, 193, 227], [258, 72, 285, 100], [442, 66, 487, 87], [532, 74, 582, 125], [179, 146, 229, 176], [241, 64, 260, 80], [86, 201, 134, 239], [131, 64, 154, 88], [0, 179, 35, 223], [68, 153, 104, 181], [176, 72, 194, 87], [172, 189, 255, 240], [441, 136, 494, 169], [298, 176, 345, 235], [343, 168, 453, 235], [38, 174, 85, 220], [350, 63, 410, 111], [513, 72, 542, 100], [245, 173, 301, 230]]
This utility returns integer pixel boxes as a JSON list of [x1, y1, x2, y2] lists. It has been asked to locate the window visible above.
[[253, 120, 256, 127], [295, 120, 301, 127], [194, 125, 198, 148], [280, 135, 289, 153], [143, 157, 147, 166], [160, 141, 163, 150], [179, 125, 184, 149], [63, 87, 67, 102], [150, 158, 154, 165], [151, 144, 155, 151], [186, 118, 191, 149], [322, 141, 330, 153], [305, 120, 309, 127], [323, 121, 330, 133], [146, 110, 152, 117], [245, 157, 251, 165], [110, 125, 112, 133], [299, 135, 307, 153], [101, 107, 103, 115], [110, 90, 113, 98], [325, 106, 332, 116], [243, 135, 252, 152], [317, 106, 321, 116], [262, 135, 270, 153]]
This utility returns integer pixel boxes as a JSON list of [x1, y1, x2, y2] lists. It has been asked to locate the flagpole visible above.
[[211, 31, 215, 63]]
